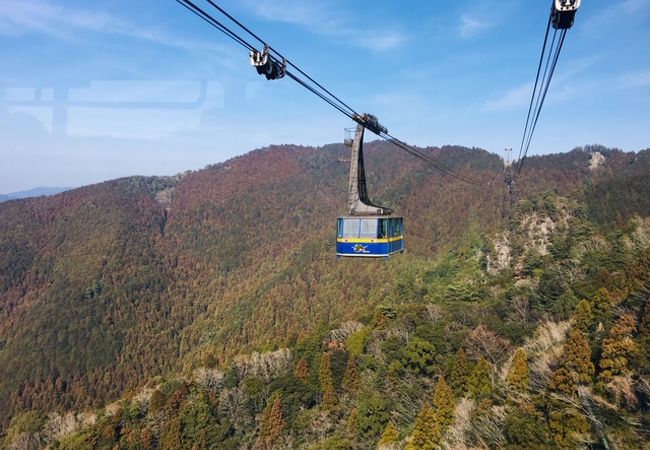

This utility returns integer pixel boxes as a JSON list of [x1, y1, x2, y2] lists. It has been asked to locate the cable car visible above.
[[336, 114, 404, 258], [337, 216, 404, 257], [551, 0, 581, 30]]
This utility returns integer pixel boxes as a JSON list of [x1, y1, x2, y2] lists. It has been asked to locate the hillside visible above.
[[1, 143, 649, 449]]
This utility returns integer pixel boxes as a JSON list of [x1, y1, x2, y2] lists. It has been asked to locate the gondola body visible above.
[[337, 216, 404, 258]]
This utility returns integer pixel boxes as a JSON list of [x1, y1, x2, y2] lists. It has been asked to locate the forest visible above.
[[0, 142, 649, 449]]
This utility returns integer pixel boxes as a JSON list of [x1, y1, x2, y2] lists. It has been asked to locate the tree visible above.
[[378, 421, 399, 448], [591, 287, 614, 326], [357, 394, 389, 441], [346, 408, 359, 443], [550, 329, 594, 394], [467, 357, 492, 399], [449, 347, 469, 395], [466, 325, 511, 367], [149, 389, 165, 413], [319, 352, 338, 409], [548, 402, 591, 448], [405, 405, 437, 450], [259, 393, 285, 449], [401, 337, 436, 375], [599, 313, 638, 382], [294, 357, 309, 383], [506, 348, 530, 392], [503, 404, 549, 449], [342, 355, 360, 394], [432, 377, 455, 433], [161, 417, 183, 450], [573, 300, 594, 332]]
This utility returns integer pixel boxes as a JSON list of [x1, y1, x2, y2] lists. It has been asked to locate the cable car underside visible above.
[[336, 114, 404, 258]]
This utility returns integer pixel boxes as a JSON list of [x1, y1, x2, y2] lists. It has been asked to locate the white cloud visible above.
[[483, 82, 533, 111], [240, 0, 406, 51], [0, 0, 230, 55], [618, 69, 650, 89], [459, 14, 491, 39], [581, 0, 650, 35]]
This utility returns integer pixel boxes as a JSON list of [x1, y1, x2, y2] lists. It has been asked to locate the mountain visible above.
[[0, 187, 71, 203], [0, 143, 649, 449]]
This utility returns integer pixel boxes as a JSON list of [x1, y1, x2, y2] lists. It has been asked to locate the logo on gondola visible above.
[[353, 244, 370, 254]]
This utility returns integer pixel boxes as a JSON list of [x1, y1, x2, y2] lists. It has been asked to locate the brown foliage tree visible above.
[[319, 352, 338, 409], [506, 348, 530, 392], [550, 329, 594, 394], [599, 314, 638, 382]]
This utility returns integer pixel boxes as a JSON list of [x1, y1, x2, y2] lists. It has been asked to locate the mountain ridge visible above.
[[0, 142, 649, 448]]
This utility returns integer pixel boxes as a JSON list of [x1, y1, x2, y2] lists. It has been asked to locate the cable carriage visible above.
[[551, 0, 581, 29], [250, 46, 286, 80], [336, 114, 404, 258]]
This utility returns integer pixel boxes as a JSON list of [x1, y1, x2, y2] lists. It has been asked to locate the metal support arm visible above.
[[346, 115, 392, 216]]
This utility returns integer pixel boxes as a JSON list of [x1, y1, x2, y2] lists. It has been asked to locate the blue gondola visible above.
[[337, 114, 404, 258], [337, 216, 404, 257]]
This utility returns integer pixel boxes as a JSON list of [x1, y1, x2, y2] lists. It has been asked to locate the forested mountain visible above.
[[1, 143, 649, 449]]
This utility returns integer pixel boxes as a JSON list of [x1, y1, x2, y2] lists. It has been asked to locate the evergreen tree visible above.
[[573, 299, 594, 332], [591, 287, 614, 326], [599, 313, 638, 382], [161, 417, 183, 450], [449, 347, 469, 395], [503, 403, 549, 449], [432, 377, 455, 433], [506, 348, 530, 391], [319, 352, 338, 409], [405, 405, 437, 450], [378, 421, 399, 448], [342, 355, 360, 394], [550, 329, 594, 394], [346, 408, 359, 443], [548, 402, 591, 448], [260, 393, 285, 449], [467, 357, 493, 399], [294, 357, 309, 383], [148, 389, 165, 413]]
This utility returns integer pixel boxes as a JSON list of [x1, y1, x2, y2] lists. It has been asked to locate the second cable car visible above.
[[336, 114, 404, 258]]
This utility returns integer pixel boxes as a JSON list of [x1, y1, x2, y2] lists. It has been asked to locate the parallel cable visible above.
[[515, 16, 551, 168], [178, 0, 481, 185], [513, 30, 567, 178], [513, 2, 574, 179], [516, 29, 566, 177], [176, 0, 255, 51], [202, 0, 360, 117], [285, 71, 355, 120], [518, 28, 558, 172], [380, 133, 481, 185]]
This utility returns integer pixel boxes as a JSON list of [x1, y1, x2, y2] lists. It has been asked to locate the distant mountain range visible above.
[[0, 186, 71, 202]]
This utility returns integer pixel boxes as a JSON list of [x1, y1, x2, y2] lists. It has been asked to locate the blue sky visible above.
[[1, 0, 649, 193]]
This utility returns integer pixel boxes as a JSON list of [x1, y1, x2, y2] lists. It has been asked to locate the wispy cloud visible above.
[[240, 0, 407, 51], [581, 0, 650, 35], [482, 55, 603, 111], [483, 82, 533, 111], [459, 14, 492, 39], [618, 69, 650, 89], [0, 0, 229, 55], [456, 0, 525, 39]]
